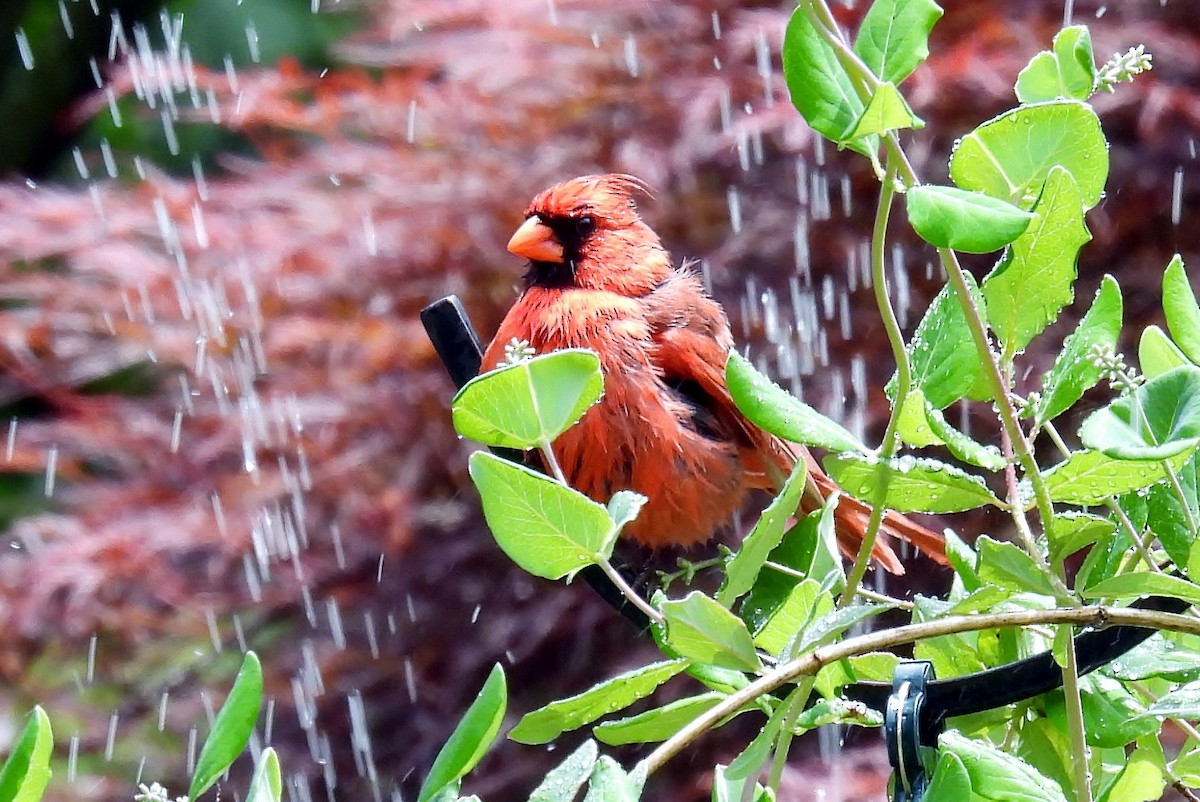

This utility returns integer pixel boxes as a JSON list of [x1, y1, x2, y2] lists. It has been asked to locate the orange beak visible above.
[[507, 216, 564, 263]]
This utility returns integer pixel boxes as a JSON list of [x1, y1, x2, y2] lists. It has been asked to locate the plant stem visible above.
[[765, 680, 814, 794], [1059, 629, 1095, 802], [539, 439, 664, 625], [798, 0, 1071, 602], [598, 559, 664, 626], [636, 604, 1200, 778], [841, 160, 908, 607]]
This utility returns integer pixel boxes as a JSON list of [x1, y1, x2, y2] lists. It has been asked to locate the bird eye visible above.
[[575, 216, 596, 236]]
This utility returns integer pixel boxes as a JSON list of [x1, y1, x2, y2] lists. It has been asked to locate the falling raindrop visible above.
[[623, 34, 639, 77], [44, 446, 58, 497], [14, 29, 34, 70], [1172, 166, 1184, 226]]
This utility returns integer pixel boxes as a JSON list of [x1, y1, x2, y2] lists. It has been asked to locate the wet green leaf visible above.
[[1042, 448, 1193, 505], [906, 184, 1033, 253], [853, 0, 943, 85], [509, 660, 689, 745], [660, 592, 761, 672], [976, 535, 1057, 596], [245, 748, 282, 802], [937, 731, 1070, 802], [719, 462, 808, 606], [469, 453, 616, 580], [844, 82, 921, 139], [452, 349, 602, 450], [581, 756, 643, 802], [727, 353, 867, 453], [189, 652, 263, 801], [950, 100, 1108, 210], [782, 6, 874, 158], [1084, 571, 1200, 607], [1035, 275, 1122, 425], [593, 692, 727, 746], [1140, 325, 1190, 379], [1047, 511, 1115, 562], [983, 166, 1090, 354], [824, 454, 1002, 513], [1015, 26, 1096, 103], [1164, 255, 1200, 364], [417, 665, 506, 802], [528, 740, 598, 802], [888, 275, 987, 409], [0, 706, 52, 802], [1080, 365, 1200, 460]]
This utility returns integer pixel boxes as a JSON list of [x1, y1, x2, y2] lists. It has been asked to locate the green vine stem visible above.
[[1060, 630, 1095, 802], [636, 603, 1200, 779], [840, 160, 909, 607]]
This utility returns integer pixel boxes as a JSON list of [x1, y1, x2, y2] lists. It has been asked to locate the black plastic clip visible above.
[[886, 661, 939, 802]]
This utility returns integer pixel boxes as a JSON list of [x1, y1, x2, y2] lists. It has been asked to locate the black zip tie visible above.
[[422, 294, 1191, 731]]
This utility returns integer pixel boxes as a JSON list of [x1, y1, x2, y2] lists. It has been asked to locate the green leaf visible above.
[[852, 0, 943, 85], [814, 652, 901, 698], [660, 592, 761, 672], [1135, 679, 1200, 721], [246, 748, 282, 802], [896, 389, 944, 447], [528, 740, 598, 802], [712, 765, 774, 802], [468, 453, 615, 580], [924, 750, 973, 802], [726, 353, 867, 453], [417, 665, 507, 802], [795, 603, 892, 654], [975, 535, 1058, 597], [823, 454, 1002, 513], [938, 731, 1070, 802], [1100, 743, 1165, 802], [944, 529, 981, 592], [1047, 511, 1115, 562], [906, 185, 1033, 253], [749, 578, 831, 656], [1079, 674, 1157, 747], [1015, 26, 1097, 103], [1140, 325, 1190, 379], [844, 82, 921, 139], [782, 7, 873, 158], [947, 585, 1016, 614], [0, 707, 52, 802], [888, 275, 987, 409], [1084, 571, 1200, 607], [581, 756, 643, 802], [606, 491, 647, 536], [949, 100, 1108, 210], [509, 660, 689, 745], [795, 697, 883, 731], [189, 652, 264, 801], [1108, 633, 1200, 682], [593, 692, 727, 746], [1035, 275, 1123, 426], [919, 396, 1006, 470], [718, 462, 808, 606], [983, 167, 1090, 354], [1146, 461, 1198, 569], [1042, 448, 1193, 505], [1164, 255, 1200, 364], [1080, 365, 1200, 460], [452, 349, 603, 450]]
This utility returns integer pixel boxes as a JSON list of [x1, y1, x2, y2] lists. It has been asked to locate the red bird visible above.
[[480, 174, 944, 573]]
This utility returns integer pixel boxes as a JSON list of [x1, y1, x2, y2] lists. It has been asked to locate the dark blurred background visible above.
[[0, 1, 1196, 800]]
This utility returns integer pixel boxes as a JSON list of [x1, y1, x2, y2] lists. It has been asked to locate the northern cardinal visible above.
[[480, 174, 944, 573]]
